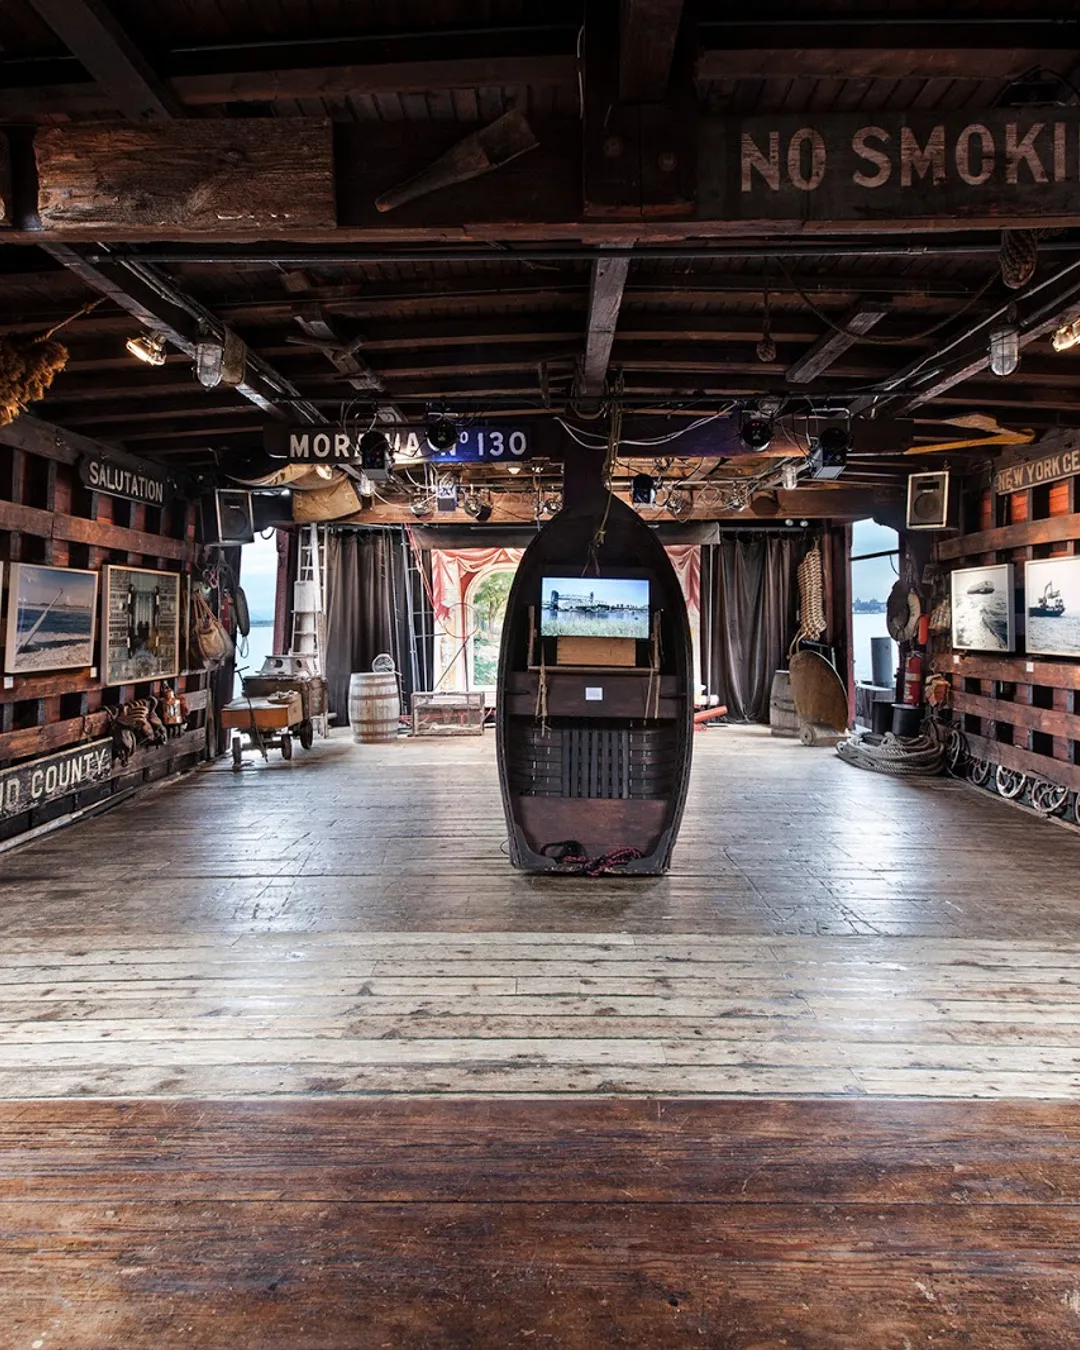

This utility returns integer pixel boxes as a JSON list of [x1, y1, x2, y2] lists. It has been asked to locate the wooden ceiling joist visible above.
[[582, 254, 632, 398], [785, 306, 888, 386], [619, 0, 685, 102], [24, 0, 181, 122], [292, 311, 405, 425]]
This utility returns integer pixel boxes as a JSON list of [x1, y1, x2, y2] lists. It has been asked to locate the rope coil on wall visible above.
[[795, 543, 827, 644]]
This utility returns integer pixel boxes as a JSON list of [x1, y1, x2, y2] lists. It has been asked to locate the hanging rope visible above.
[[756, 285, 776, 363], [794, 543, 827, 645], [0, 300, 103, 427]]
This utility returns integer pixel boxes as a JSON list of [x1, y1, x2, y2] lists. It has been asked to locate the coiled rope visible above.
[[795, 543, 827, 644], [836, 729, 946, 777]]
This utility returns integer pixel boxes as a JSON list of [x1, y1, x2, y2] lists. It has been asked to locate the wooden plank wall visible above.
[[933, 466, 1080, 791], [0, 435, 210, 843]]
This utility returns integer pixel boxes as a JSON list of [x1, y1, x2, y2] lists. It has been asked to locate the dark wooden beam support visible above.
[[786, 306, 888, 385], [24, 0, 181, 122], [40, 245, 321, 424], [620, 0, 685, 102], [292, 310, 405, 425], [582, 253, 632, 397], [697, 47, 1074, 82]]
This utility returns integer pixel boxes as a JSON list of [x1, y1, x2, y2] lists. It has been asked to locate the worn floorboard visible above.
[[4, 728, 1080, 1343]]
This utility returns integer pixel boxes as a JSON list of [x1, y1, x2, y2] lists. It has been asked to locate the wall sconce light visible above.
[[126, 332, 167, 366]]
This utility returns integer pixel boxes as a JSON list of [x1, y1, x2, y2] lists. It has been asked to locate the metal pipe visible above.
[[93, 240, 1080, 266]]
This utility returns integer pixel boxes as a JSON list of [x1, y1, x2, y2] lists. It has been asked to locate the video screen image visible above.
[[540, 576, 650, 639]]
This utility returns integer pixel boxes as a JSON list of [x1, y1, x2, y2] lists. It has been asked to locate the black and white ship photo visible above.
[[1025, 556, 1080, 658], [950, 563, 1015, 653], [3, 564, 99, 674]]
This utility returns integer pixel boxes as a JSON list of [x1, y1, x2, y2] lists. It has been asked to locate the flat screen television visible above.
[[540, 576, 650, 639]]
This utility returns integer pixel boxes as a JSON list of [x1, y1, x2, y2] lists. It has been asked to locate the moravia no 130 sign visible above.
[[701, 110, 1080, 222], [264, 424, 533, 465]]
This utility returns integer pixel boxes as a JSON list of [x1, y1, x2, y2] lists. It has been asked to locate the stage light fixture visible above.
[[463, 492, 492, 522], [506, 462, 523, 475], [359, 429, 392, 482], [426, 417, 458, 452], [631, 473, 656, 505], [739, 415, 772, 451], [666, 488, 691, 519], [1052, 319, 1080, 352], [808, 424, 849, 480], [409, 492, 434, 517], [126, 332, 167, 366]]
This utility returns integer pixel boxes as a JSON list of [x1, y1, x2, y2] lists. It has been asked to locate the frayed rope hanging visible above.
[[795, 542, 827, 644], [0, 299, 101, 427], [1000, 229, 1039, 290]]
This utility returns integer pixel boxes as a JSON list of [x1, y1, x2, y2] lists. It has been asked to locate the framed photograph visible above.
[[1025, 556, 1080, 658], [950, 563, 1015, 653], [4, 563, 98, 674], [102, 565, 181, 685]]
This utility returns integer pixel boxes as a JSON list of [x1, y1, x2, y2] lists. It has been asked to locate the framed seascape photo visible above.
[[950, 563, 1016, 653], [102, 565, 181, 685], [1025, 556, 1080, 659], [4, 563, 99, 674]]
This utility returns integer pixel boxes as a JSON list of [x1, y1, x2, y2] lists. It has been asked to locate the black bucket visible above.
[[891, 703, 922, 737]]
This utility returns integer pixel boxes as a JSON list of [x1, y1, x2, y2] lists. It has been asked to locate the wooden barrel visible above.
[[769, 669, 799, 738], [348, 672, 400, 743]]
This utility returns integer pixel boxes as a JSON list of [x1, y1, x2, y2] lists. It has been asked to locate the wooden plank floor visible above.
[[4, 726, 1080, 1346], [2, 727, 1080, 1099], [4, 1097, 1080, 1348]]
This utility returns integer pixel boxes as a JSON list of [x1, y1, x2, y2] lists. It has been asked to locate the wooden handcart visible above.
[[221, 690, 313, 768]]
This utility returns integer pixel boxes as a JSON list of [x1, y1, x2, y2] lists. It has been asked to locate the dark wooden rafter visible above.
[[582, 253, 632, 397], [785, 306, 888, 386], [41, 245, 321, 424], [291, 309, 405, 425], [619, 0, 686, 102], [24, 0, 181, 122]]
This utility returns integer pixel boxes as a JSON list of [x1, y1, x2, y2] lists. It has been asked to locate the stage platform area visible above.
[[3, 727, 1080, 1347]]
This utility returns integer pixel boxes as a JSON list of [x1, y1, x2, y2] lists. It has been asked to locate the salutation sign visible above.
[[701, 110, 1080, 223]]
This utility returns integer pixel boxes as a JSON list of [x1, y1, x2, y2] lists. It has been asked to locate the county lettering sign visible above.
[[265, 424, 534, 464], [700, 109, 1080, 224], [0, 739, 112, 820], [994, 447, 1080, 495]]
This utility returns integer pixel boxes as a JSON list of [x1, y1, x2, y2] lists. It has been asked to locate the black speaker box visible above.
[[203, 489, 255, 545], [906, 470, 951, 530]]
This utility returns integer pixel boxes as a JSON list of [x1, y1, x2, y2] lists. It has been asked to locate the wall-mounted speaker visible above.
[[906, 470, 951, 530], [202, 489, 254, 545]]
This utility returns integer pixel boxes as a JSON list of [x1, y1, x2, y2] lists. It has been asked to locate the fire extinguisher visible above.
[[902, 649, 924, 706]]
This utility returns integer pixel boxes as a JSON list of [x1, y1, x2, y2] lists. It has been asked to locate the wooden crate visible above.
[[411, 691, 486, 736]]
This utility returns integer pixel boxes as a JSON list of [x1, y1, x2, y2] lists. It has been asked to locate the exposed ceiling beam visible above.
[[0, 55, 575, 119], [24, 0, 181, 122], [785, 306, 888, 385], [41, 244, 320, 423], [697, 47, 1071, 82], [582, 254, 632, 398], [860, 259, 1080, 413], [620, 0, 685, 101], [292, 310, 406, 424]]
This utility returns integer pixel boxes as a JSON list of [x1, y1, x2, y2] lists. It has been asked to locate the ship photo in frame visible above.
[[950, 563, 1015, 653], [4, 563, 99, 674], [1025, 556, 1080, 658]]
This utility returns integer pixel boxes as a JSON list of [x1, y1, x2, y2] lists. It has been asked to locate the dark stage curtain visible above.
[[700, 533, 808, 723], [324, 528, 432, 727]]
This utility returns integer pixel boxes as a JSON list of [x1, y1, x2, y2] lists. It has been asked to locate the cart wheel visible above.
[[996, 765, 1026, 799], [280, 732, 293, 761], [298, 719, 314, 750], [970, 757, 991, 787], [231, 734, 243, 770], [1032, 779, 1068, 816]]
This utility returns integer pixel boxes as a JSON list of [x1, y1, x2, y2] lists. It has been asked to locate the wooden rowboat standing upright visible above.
[[496, 451, 694, 875]]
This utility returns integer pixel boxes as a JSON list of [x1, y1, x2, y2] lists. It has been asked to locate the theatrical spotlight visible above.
[[359, 429, 392, 482], [462, 491, 493, 522], [126, 331, 167, 366], [426, 417, 458, 452], [409, 492, 434, 517], [739, 414, 772, 451], [808, 424, 850, 480], [631, 473, 656, 505]]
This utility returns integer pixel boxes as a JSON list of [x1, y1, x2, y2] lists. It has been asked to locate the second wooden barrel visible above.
[[769, 669, 799, 738], [348, 672, 400, 743]]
